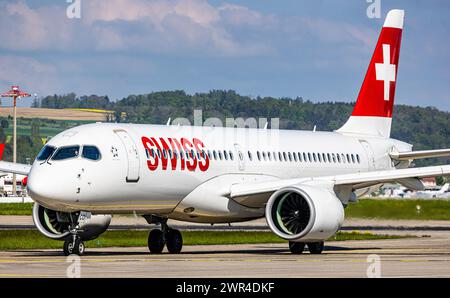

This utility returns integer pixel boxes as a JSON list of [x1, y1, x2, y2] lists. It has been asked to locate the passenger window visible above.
[[257, 151, 261, 161], [273, 152, 277, 161], [224, 150, 228, 160], [248, 151, 252, 161], [288, 152, 292, 162], [229, 151, 234, 160], [218, 151, 223, 160], [36, 145, 56, 161], [262, 151, 266, 161], [52, 146, 80, 161], [279, 152, 282, 161], [356, 154, 361, 163], [213, 150, 217, 160], [82, 146, 101, 161]]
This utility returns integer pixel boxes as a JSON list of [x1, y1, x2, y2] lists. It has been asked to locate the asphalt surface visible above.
[[0, 235, 449, 277], [1, 216, 450, 277]]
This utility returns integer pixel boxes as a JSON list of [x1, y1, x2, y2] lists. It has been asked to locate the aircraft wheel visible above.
[[148, 229, 165, 254], [63, 238, 75, 256], [289, 242, 305, 254], [307, 241, 324, 254], [166, 229, 183, 254], [64, 237, 85, 256], [73, 239, 85, 256]]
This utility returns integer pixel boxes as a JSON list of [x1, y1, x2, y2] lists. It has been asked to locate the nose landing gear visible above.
[[144, 216, 183, 254], [63, 235, 85, 256], [62, 213, 85, 256]]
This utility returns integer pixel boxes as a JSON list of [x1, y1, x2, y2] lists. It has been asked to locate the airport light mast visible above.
[[1, 86, 31, 196]]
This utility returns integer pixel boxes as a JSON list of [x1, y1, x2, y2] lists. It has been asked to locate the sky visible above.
[[0, 0, 449, 111]]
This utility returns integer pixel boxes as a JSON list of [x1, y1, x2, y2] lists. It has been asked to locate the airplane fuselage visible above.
[[27, 122, 411, 223]]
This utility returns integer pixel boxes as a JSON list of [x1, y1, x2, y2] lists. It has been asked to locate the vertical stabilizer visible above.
[[337, 9, 404, 138]]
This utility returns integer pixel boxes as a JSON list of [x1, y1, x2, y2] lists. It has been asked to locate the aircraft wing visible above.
[[229, 165, 450, 207], [0, 161, 31, 176]]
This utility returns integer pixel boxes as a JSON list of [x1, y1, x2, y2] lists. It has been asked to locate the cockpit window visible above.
[[51, 146, 80, 161], [36, 145, 56, 161], [82, 146, 101, 161]]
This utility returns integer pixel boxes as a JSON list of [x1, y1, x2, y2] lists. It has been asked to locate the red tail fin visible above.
[[0, 144, 4, 160], [352, 10, 403, 117], [338, 9, 404, 137]]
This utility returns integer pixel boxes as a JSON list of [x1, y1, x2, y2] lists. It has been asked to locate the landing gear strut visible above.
[[144, 216, 183, 254]]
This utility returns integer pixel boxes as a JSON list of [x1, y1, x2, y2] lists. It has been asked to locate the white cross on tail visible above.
[[375, 44, 396, 101]]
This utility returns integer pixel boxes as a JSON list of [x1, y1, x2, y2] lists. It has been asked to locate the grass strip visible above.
[[0, 230, 410, 250]]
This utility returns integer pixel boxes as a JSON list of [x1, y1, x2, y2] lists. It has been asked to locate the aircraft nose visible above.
[[27, 166, 71, 210]]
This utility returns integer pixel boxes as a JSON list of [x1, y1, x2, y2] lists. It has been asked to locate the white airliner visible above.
[[1, 9, 449, 256]]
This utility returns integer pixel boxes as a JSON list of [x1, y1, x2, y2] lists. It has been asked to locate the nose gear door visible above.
[[114, 129, 140, 182]]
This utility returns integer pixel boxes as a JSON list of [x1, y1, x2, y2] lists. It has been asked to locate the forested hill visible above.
[[37, 90, 449, 166]]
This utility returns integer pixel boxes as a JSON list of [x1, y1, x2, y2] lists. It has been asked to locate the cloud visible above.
[[0, 0, 375, 59], [0, 55, 60, 94]]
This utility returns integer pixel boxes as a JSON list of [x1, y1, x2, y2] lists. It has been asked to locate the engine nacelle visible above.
[[32, 203, 111, 241], [265, 184, 344, 242]]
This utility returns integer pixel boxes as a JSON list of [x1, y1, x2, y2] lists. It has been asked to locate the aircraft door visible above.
[[234, 143, 245, 171], [359, 140, 376, 170], [114, 129, 140, 182]]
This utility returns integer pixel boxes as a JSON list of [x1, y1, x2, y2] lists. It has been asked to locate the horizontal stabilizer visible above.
[[390, 149, 450, 160]]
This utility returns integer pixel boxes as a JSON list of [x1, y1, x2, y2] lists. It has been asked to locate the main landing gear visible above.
[[288, 241, 324, 254], [144, 216, 183, 254]]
